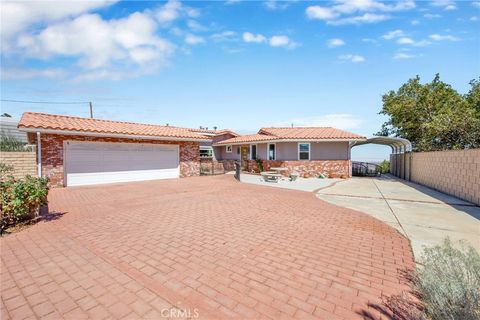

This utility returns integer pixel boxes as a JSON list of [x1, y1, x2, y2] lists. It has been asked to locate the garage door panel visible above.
[[65, 141, 180, 186]]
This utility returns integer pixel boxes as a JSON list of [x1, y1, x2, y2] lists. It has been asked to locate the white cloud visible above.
[[411, 19, 420, 25], [211, 31, 237, 42], [473, 1, 480, 8], [268, 35, 298, 49], [471, 16, 479, 21], [424, 13, 442, 19], [14, 12, 174, 77], [396, 37, 414, 45], [278, 114, 364, 130], [0, 1, 114, 50], [362, 38, 378, 44], [396, 37, 431, 46], [185, 33, 205, 45], [430, 0, 457, 10], [242, 32, 299, 49], [306, 0, 414, 25], [242, 32, 266, 43], [333, 0, 415, 14], [154, 0, 199, 24], [187, 20, 207, 32], [306, 6, 339, 20], [393, 52, 415, 59], [264, 0, 292, 11], [328, 13, 391, 25], [225, 0, 241, 5], [381, 29, 405, 40], [339, 54, 365, 63], [429, 34, 459, 41], [1, 68, 67, 80], [327, 38, 345, 48]]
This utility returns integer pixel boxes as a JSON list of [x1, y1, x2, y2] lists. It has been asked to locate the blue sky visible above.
[[1, 0, 479, 161]]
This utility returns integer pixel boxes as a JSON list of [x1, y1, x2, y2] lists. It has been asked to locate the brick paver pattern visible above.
[[1, 175, 414, 319]]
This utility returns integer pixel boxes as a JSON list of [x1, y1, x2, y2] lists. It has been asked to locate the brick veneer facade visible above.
[[0, 151, 37, 179], [245, 160, 351, 178], [28, 134, 200, 187]]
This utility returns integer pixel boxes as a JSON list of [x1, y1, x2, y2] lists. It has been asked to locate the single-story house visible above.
[[17, 112, 365, 187], [213, 127, 366, 178], [17, 112, 217, 187]]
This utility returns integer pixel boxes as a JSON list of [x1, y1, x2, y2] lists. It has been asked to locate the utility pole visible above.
[[89, 102, 93, 118]]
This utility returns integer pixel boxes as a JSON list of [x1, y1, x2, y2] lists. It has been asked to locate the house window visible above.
[[226, 145, 232, 153], [200, 146, 213, 158], [268, 143, 276, 160], [250, 145, 257, 160], [298, 143, 310, 160]]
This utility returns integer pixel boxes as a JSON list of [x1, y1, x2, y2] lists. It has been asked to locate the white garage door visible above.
[[65, 141, 179, 186]]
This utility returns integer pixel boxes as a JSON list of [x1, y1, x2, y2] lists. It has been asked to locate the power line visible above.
[[1, 99, 90, 104]]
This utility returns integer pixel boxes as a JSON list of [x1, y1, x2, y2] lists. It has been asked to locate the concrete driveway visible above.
[[1, 175, 413, 320], [316, 175, 480, 258]]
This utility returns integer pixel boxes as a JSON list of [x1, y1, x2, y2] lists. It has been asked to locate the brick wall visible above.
[[30, 134, 200, 187], [245, 160, 351, 178], [409, 149, 480, 205], [0, 151, 37, 179]]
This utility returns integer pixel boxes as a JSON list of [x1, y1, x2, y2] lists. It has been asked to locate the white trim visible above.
[[19, 128, 210, 142], [36, 132, 42, 177], [249, 144, 257, 160], [268, 143, 276, 161], [213, 138, 365, 146], [226, 145, 233, 153], [298, 142, 311, 161]]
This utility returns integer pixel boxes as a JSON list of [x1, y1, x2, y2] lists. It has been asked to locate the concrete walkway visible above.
[[316, 175, 480, 259]]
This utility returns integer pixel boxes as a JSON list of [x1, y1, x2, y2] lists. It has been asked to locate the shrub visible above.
[[0, 135, 31, 152], [383, 238, 480, 320], [415, 238, 480, 320], [254, 157, 264, 173], [0, 175, 49, 234], [378, 160, 390, 174], [0, 162, 14, 180]]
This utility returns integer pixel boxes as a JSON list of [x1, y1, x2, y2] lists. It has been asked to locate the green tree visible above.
[[377, 74, 480, 151]]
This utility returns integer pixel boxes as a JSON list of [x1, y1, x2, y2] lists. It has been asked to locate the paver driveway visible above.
[[1, 175, 414, 319]]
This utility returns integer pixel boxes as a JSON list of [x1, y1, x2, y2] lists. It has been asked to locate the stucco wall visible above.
[[30, 134, 200, 187], [0, 151, 37, 179], [215, 145, 240, 160], [408, 149, 480, 205], [224, 142, 350, 161]]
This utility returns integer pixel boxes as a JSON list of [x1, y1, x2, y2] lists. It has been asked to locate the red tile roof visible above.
[[259, 127, 365, 140], [187, 128, 239, 137], [18, 112, 208, 141], [215, 127, 365, 145]]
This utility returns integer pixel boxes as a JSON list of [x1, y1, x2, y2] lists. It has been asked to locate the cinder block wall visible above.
[[0, 151, 37, 179], [410, 149, 480, 205]]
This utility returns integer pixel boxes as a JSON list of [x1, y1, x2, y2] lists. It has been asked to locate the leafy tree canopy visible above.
[[376, 74, 480, 151]]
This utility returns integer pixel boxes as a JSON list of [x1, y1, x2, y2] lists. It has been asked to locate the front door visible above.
[[240, 146, 249, 170]]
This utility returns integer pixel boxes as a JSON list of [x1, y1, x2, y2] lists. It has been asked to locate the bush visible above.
[[0, 175, 49, 234], [415, 238, 480, 320], [0, 135, 31, 152], [384, 238, 480, 320], [379, 160, 390, 174], [0, 162, 14, 180], [255, 158, 264, 173]]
